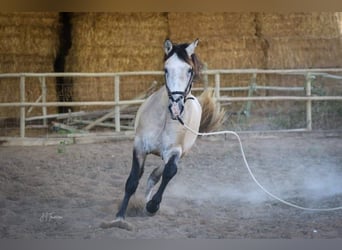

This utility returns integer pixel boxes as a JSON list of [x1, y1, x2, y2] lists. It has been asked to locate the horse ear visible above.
[[164, 39, 173, 55], [186, 38, 199, 56]]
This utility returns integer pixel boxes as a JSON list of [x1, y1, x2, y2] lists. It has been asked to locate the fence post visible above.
[[215, 73, 221, 110], [114, 75, 120, 132], [244, 73, 257, 117], [41, 76, 47, 126], [20, 75, 25, 137], [305, 73, 313, 131]]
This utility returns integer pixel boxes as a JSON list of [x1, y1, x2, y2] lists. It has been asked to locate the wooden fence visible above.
[[1, 69, 342, 138]]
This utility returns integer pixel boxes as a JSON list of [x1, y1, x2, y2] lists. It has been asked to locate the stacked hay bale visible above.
[[256, 13, 342, 127], [167, 12, 266, 100], [0, 12, 60, 118], [168, 13, 263, 68], [260, 13, 342, 69], [65, 13, 168, 111], [256, 13, 342, 94]]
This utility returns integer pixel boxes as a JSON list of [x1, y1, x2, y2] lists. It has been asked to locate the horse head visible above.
[[163, 38, 201, 120]]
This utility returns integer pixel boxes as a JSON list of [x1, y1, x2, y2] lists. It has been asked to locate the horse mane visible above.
[[164, 42, 203, 82]]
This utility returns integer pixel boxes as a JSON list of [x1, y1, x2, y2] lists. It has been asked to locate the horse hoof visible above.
[[99, 218, 134, 231], [146, 200, 160, 215]]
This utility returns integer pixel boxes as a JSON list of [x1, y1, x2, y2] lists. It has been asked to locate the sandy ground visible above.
[[1, 132, 342, 239]]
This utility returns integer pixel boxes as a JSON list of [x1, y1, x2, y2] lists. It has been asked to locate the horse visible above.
[[100, 38, 224, 230]]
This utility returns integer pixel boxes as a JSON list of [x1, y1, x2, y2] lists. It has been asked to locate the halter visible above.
[[165, 68, 195, 118]]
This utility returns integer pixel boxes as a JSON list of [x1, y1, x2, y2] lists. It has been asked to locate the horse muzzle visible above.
[[168, 99, 184, 120]]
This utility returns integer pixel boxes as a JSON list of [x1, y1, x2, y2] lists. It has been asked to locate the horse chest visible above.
[[140, 121, 182, 154]]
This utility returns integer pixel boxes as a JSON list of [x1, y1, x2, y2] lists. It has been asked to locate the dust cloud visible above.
[[166, 137, 342, 209]]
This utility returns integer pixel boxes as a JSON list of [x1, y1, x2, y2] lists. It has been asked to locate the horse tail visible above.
[[197, 89, 225, 133]]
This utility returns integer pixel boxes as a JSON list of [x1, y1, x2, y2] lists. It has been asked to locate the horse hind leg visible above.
[[146, 153, 179, 215], [145, 166, 163, 202]]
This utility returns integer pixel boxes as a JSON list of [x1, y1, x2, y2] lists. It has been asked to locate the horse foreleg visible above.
[[146, 154, 179, 215], [115, 149, 145, 219]]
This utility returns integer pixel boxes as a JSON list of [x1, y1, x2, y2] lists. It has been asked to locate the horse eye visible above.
[[188, 68, 193, 74], [164, 68, 168, 75]]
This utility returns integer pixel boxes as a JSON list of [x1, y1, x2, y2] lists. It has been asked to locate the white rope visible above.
[[182, 122, 342, 212]]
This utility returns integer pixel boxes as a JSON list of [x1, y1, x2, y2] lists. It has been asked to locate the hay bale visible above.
[[267, 37, 342, 69], [198, 37, 267, 98], [259, 13, 341, 38], [65, 13, 168, 111], [0, 12, 60, 118], [65, 12, 342, 113], [168, 13, 256, 40], [255, 13, 342, 69], [65, 12, 264, 109], [261, 13, 342, 110], [199, 37, 265, 69], [258, 12, 342, 119]]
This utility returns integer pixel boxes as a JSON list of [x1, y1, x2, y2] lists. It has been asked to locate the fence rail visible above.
[[1, 68, 342, 138]]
